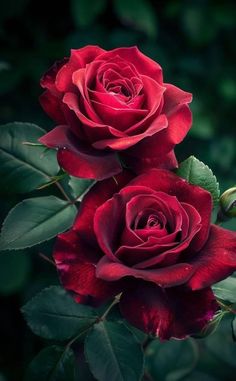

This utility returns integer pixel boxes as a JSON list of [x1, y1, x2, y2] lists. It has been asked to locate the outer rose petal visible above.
[[40, 58, 68, 91], [73, 170, 134, 243], [39, 125, 122, 180], [53, 232, 120, 303], [39, 91, 66, 124], [92, 114, 168, 151], [96, 256, 194, 287], [120, 282, 218, 340], [162, 83, 192, 115], [122, 150, 178, 174], [55, 46, 106, 92], [188, 225, 236, 290], [126, 104, 192, 159]]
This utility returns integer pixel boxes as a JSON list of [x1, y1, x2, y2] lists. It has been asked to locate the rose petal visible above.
[[39, 91, 66, 124], [126, 103, 192, 160], [53, 232, 119, 303], [63, 92, 127, 142], [122, 150, 178, 173], [73, 170, 134, 243], [55, 46, 105, 92], [120, 282, 218, 339], [91, 99, 148, 130], [39, 125, 122, 180], [162, 83, 192, 115], [98, 47, 163, 83], [188, 225, 236, 290], [96, 256, 194, 287], [92, 114, 168, 151], [40, 58, 68, 91], [94, 186, 155, 259]]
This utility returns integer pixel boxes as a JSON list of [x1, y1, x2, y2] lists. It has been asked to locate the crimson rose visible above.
[[53, 169, 236, 339], [39, 46, 192, 180]]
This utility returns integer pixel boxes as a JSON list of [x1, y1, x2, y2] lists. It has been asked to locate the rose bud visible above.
[[218, 187, 236, 220], [53, 169, 236, 340], [39, 46, 192, 180]]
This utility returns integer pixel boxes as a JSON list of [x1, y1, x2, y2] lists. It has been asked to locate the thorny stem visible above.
[[217, 300, 236, 314], [112, 176, 118, 185], [100, 293, 122, 321], [38, 252, 56, 267]]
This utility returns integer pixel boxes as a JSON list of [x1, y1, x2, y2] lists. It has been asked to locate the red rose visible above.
[[39, 46, 192, 180], [54, 169, 236, 339]]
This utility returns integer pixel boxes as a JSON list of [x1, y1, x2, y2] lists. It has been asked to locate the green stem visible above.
[[38, 252, 56, 267], [217, 300, 236, 314], [66, 295, 122, 349], [66, 325, 94, 349], [100, 294, 122, 321], [54, 181, 72, 203]]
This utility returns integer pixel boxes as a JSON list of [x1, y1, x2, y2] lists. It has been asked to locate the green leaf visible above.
[[21, 286, 98, 340], [85, 321, 144, 381], [206, 317, 236, 368], [24, 345, 75, 381], [114, 0, 158, 38], [0, 122, 59, 194], [71, 0, 107, 28], [0, 251, 31, 295], [0, 196, 77, 250], [213, 276, 236, 303], [146, 338, 198, 381], [177, 156, 220, 206], [68, 176, 95, 200]]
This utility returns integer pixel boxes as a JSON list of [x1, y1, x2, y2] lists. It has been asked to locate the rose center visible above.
[[134, 208, 166, 230], [147, 214, 160, 228], [107, 82, 131, 98]]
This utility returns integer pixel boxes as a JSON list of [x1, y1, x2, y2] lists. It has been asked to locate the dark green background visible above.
[[0, 0, 236, 380]]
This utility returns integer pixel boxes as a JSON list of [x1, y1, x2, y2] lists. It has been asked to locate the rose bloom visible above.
[[39, 46, 192, 180], [54, 169, 236, 340]]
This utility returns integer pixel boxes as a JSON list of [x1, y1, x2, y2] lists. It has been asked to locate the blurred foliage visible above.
[[0, 0, 236, 380]]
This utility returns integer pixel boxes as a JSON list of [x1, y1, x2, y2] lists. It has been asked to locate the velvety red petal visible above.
[[120, 282, 218, 339], [92, 114, 168, 151], [122, 150, 178, 174], [39, 91, 66, 124], [188, 225, 236, 290], [57, 144, 121, 180], [94, 186, 154, 259], [53, 232, 119, 303], [55, 46, 105, 92], [98, 47, 163, 83], [91, 99, 148, 130], [158, 104, 192, 150], [63, 92, 127, 143], [96, 256, 194, 287], [40, 58, 68, 91], [126, 103, 192, 160], [162, 83, 192, 115], [39, 125, 122, 180], [124, 76, 166, 136], [73, 170, 134, 243], [128, 169, 212, 252]]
